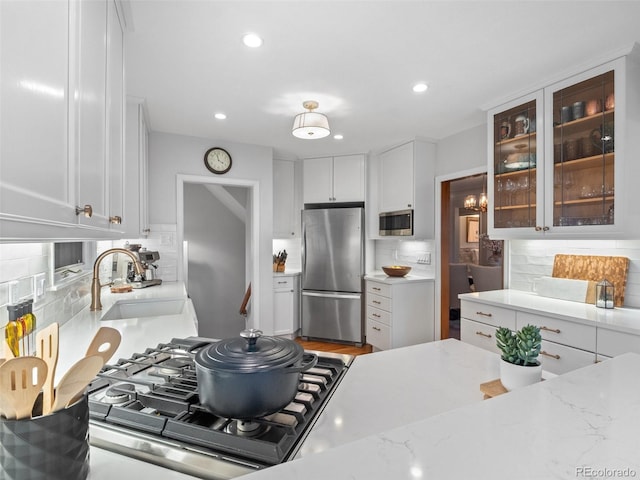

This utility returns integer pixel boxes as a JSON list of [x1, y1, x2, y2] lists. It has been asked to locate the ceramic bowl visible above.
[[382, 265, 412, 277]]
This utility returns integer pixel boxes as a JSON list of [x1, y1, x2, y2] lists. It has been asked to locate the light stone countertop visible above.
[[460, 289, 640, 335], [243, 351, 640, 480], [364, 271, 435, 284]]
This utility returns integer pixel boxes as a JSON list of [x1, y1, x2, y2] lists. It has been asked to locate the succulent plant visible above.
[[496, 324, 541, 366]]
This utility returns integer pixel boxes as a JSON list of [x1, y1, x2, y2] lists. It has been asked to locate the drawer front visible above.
[[273, 276, 294, 290], [366, 281, 391, 298], [460, 318, 500, 355], [517, 312, 596, 352], [366, 318, 391, 351], [367, 293, 391, 312], [597, 329, 640, 357], [538, 340, 596, 375], [460, 301, 516, 329], [366, 304, 391, 326]]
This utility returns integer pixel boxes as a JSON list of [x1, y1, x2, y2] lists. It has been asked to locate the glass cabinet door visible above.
[[551, 70, 614, 227], [492, 98, 539, 230]]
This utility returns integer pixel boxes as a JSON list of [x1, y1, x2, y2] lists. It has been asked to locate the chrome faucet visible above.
[[90, 248, 145, 311]]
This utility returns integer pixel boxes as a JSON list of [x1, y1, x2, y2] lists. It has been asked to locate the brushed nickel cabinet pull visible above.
[[476, 311, 492, 317], [372, 287, 381, 291], [373, 300, 381, 305], [475, 331, 492, 338], [75, 204, 93, 218], [109, 215, 122, 224], [372, 326, 381, 332], [543, 226, 550, 231], [540, 326, 561, 334], [372, 313, 381, 318], [535, 226, 542, 231], [540, 350, 560, 360]]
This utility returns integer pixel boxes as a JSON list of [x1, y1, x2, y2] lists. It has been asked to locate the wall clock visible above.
[[204, 147, 232, 174]]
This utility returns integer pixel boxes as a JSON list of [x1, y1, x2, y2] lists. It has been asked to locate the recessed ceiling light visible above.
[[214, 113, 227, 120], [242, 33, 263, 48], [412, 83, 428, 93], [333, 134, 344, 140]]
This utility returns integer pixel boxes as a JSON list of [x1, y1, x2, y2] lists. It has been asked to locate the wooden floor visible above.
[[295, 337, 373, 356]]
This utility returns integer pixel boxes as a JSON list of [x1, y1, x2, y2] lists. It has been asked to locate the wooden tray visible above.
[[552, 254, 629, 307]]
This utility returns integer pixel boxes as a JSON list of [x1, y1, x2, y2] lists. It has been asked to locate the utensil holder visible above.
[[0, 394, 90, 480]]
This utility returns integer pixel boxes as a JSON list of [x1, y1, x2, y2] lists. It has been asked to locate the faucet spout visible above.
[[91, 248, 145, 311]]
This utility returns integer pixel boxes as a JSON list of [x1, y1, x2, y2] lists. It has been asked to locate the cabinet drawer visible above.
[[273, 276, 294, 290], [597, 329, 640, 357], [538, 340, 596, 375], [460, 318, 500, 355], [366, 304, 391, 327], [517, 312, 596, 352], [367, 293, 391, 312], [460, 301, 516, 329], [366, 281, 391, 298], [366, 318, 391, 351]]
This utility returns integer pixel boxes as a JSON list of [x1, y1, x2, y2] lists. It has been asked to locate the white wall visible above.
[[148, 132, 275, 334], [435, 124, 486, 177]]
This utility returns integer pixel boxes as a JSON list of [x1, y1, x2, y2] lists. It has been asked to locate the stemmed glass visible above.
[[505, 179, 516, 206]]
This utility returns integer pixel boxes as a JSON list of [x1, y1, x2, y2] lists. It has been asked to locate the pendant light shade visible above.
[[292, 101, 330, 139]]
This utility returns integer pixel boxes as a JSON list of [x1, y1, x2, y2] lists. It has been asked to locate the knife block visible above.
[[0, 394, 89, 480]]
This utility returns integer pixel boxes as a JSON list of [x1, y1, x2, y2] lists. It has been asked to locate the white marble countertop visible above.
[[53, 282, 200, 480], [460, 289, 640, 335], [297, 339, 498, 457], [364, 271, 435, 284], [244, 351, 640, 480]]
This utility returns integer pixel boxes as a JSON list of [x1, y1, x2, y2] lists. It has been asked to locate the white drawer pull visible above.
[[540, 350, 561, 360], [476, 311, 492, 317], [540, 326, 561, 334], [475, 331, 492, 338], [372, 326, 381, 332]]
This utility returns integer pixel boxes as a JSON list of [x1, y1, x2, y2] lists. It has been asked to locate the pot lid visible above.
[[196, 329, 304, 372]]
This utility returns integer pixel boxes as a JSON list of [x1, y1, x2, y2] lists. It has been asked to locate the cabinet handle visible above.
[[540, 350, 561, 360], [109, 215, 122, 224], [75, 204, 93, 218], [476, 311, 492, 317], [540, 326, 561, 334], [373, 300, 381, 305], [475, 331, 492, 338], [543, 226, 549, 231], [535, 226, 542, 231], [277, 281, 287, 284], [372, 326, 381, 332], [372, 287, 381, 291], [372, 313, 381, 318]]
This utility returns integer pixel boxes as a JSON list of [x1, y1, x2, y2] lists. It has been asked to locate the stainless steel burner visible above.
[[155, 357, 192, 376], [104, 383, 136, 405], [225, 420, 270, 438]]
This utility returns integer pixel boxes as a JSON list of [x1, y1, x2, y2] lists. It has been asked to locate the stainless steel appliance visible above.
[[86, 337, 353, 479], [379, 208, 413, 236], [127, 249, 162, 288], [302, 205, 365, 344]]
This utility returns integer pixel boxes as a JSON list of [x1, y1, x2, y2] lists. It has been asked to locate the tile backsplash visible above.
[[509, 239, 640, 308]]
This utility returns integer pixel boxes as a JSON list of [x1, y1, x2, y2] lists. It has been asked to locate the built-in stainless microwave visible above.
[[379, 209, 413, 236]]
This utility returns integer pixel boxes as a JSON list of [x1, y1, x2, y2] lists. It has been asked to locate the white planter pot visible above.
[[500, 359, 542, 391]]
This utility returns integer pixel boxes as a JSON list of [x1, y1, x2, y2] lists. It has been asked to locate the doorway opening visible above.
[[176, 174, 261, 338], [439, 171, 504, 340]]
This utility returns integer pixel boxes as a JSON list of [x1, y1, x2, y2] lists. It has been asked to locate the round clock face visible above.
[[204, 148, 232, 174]]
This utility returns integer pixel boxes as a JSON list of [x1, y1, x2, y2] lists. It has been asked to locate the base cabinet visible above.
[[597, 328, 640, 357], [365, 279, 434, 350], [273, 274, 300, 337]]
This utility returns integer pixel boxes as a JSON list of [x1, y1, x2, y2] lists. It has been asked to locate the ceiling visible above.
[[124, 1, 640, 160]]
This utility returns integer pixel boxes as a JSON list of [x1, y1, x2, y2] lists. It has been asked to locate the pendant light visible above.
[[292, 101, 330, 139]]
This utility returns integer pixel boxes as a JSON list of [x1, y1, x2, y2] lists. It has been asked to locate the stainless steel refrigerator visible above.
[[301, 205, 364, 344]]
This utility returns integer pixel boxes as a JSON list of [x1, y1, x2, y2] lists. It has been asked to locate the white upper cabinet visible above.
[[488, 48, 640, 239], [0, 0, 127, 240], [273, 160, 298, 238], [302, 154, 365, 204], [380, 142, 415, 212], [123, 99, 150, 237]]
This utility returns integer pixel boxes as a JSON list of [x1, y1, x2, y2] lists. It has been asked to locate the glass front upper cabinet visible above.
[[551, 70, 614, 228], [490, 95, 541, 231]]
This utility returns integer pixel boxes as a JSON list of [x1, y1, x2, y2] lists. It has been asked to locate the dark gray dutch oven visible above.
[[195, 329, 317, 419]]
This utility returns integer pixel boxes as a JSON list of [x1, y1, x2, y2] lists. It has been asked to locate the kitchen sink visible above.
[[101, 298, 186, 321]]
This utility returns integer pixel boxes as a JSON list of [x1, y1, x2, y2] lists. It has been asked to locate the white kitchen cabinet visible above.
[[273, 274, 300, 337], [597, 328, 640, 357], [0, 0, 127, 240], [302, 154, 365, 204], [273, 160, 298, 238], [365, 278, 434, 350], [123, 98, 150, 237], [488, 48, 640, 239], [376, 140, 435, 239], [460, 300, 516, 355]]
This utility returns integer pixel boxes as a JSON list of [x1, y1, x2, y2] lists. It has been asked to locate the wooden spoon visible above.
[[84, 327, 121, 365], [36, 322, 59, 415], [51, 355, 104, 413], [0, 356, 48, 420]]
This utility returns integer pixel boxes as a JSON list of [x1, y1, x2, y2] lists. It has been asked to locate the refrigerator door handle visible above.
[[302, 291, 361, 300]]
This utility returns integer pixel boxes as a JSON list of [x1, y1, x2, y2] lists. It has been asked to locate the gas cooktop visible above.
[[86, 337, 353, 479]]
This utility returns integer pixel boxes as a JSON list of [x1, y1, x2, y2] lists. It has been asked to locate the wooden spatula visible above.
[[84, 326, 121, 365], [36, 322, 59, 415], [51, 355, 104, 413], [0, 356, 48, 420]]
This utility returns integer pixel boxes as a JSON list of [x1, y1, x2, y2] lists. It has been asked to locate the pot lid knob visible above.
[[240, 328, 263, 351]]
